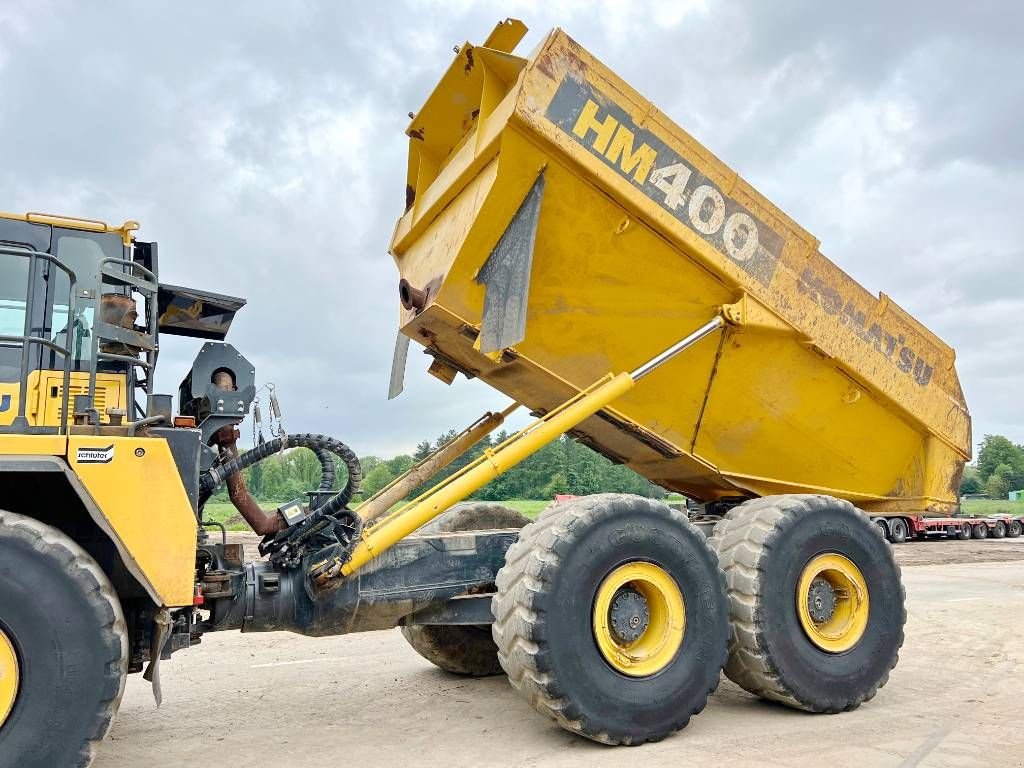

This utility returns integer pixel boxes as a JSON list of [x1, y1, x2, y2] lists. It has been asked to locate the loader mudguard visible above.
[[0, 437, 197, 607]]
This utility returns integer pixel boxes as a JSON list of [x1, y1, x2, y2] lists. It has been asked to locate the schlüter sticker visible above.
[[545, 76, 784, 286], [76, 445, 114, 464]]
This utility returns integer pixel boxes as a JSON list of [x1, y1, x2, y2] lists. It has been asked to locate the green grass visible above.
[[961, 498, 1024, 517], [496, 499, 553, 519], [201, 500, 273, 531]]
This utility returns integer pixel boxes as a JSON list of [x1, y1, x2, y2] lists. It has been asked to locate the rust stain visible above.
[[464, 48, 474, 75], [409, 127, 424, 141]]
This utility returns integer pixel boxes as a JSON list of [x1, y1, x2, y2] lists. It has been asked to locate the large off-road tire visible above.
[[0, 510, 128, 768], [492, 494, 729, 745], [709, 495, 905, 713], [401, 502, 530, 676]]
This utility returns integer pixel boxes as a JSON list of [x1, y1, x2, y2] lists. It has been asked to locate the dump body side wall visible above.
[[390, 29, 970, 514]]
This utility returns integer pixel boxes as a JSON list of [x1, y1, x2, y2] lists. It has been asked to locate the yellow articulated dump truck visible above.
[[1, 19, 972, 767]]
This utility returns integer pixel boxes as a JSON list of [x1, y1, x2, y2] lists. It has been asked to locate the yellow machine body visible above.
[[0, 433, 198, 607], [390, 23, 970, 515], [0, 371, 127, 428]]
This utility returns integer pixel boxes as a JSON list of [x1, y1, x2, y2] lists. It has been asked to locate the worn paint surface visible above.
[[389, 23, 970, 514]]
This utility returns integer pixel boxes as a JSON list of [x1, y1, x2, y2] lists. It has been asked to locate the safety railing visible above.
[[85, 257, 160, 420], [0, 246, 78, 434]]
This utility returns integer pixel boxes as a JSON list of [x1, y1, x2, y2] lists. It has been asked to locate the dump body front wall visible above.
[[391, 28, 970, 513]]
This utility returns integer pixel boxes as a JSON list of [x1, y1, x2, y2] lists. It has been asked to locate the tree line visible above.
[[213, 430, 665, 505], [960, 434, 1024, 499]]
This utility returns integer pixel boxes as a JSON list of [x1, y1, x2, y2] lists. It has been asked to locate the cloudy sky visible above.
[[1, 1, 1020, 458]]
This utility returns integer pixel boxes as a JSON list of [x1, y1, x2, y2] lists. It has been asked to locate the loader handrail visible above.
[[332, 315, 725, 578]]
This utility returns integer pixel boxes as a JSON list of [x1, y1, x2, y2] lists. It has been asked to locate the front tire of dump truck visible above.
[[492, 494, 729, 745], [400, 503, 530, 676], [0, 510, 128, 768], [708, 495, 905, 714]]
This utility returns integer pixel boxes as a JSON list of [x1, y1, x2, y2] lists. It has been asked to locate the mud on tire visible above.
[[492, 494, 729, 744], [708, 494, 905, 713], [0, 509, 128, 768], [400, 502, 530, 676]]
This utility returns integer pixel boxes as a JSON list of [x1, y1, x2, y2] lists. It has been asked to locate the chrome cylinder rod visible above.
[[629, 316, 725, 381]]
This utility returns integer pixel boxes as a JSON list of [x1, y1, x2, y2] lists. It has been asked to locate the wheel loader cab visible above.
[[0, 212, 139, 429]]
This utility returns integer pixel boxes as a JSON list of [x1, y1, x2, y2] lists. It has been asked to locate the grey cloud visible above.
[[1, 0, 1020, 456]]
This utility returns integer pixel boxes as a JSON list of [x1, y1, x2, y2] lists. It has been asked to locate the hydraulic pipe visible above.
[[339, 314, 725, 578], [358, 403, 519, 523]]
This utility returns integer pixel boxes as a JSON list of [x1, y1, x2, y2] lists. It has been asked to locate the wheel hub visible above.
[[608, 588, 650, 644], [0, 627, 19, 728], [796, 553, 870, 654], [592, 562, 686, 677], [806, 577, 837, 623]]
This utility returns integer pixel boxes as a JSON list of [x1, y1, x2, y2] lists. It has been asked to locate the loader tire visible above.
[[401, 503, 530, 676], [0, 510, 128, 768], [492, 494, 729, 745], [708, 495, 905, 713], [1007, 520, 1022, 538]]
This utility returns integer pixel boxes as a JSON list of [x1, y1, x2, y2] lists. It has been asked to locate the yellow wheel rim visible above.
[[796, 553, 869, 653], [0, 627, 19, 728], [592, 562, 685, 677]]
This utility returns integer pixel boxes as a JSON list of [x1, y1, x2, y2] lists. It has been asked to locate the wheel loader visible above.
[[0, 18, 970, 767]]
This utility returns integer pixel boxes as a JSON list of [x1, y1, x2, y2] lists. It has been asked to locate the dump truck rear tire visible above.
[[0, 510, 128, 768], [492, 493, 729, 745], [401, 503, 530, 676], [708, 495, 905, 713]]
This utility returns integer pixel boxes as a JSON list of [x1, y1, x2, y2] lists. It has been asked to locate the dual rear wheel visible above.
[[406, 493, 906, 744]]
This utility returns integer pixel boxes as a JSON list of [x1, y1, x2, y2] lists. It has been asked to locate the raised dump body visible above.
[[390, 20, 970, 516]]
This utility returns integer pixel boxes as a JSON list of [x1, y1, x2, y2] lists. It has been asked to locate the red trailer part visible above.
[[872, 514, 1024, 543]]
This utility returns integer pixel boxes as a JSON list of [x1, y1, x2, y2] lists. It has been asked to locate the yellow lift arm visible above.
[[327, 315, 725, 580]]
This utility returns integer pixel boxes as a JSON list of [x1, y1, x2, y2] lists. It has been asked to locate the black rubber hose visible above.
[[200, 433, 362, 512], [313, 448, 336, 493]]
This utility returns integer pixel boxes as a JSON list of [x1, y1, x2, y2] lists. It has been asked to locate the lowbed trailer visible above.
[[871, 513, 1024, 543]]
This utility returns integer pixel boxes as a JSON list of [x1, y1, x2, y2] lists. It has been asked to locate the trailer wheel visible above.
[[956, 523, 972, 540], [1007, 520, 1022, 538], [401, 503, 530, 676], [492, 494, 728, 744], [887, 517, 908, 544], [990, 520, 1006, 539], [874, 519, 889, 539], [972, 522, 988, 539], [709, 495, 905, 713], [0, 510, 128, 768]]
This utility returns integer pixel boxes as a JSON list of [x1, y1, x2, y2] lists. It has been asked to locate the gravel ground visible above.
[[90, 537, 1024, 768]]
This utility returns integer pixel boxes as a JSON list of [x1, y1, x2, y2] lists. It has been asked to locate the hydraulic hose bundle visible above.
[[199, 433, 364, 568], [200, 432, 362, 514]]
